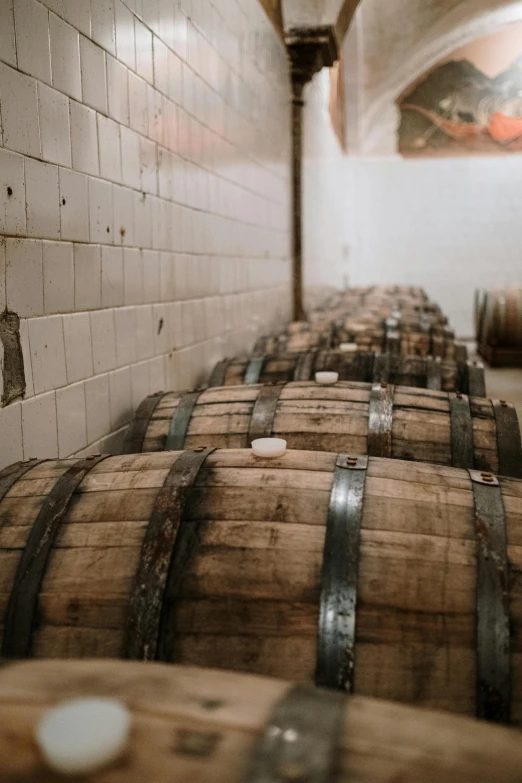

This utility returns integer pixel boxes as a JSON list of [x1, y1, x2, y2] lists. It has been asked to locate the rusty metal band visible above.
[[492, 400, 522, 479], [122, 393, 164, 454], [359, 351, 376, 383], [466, 361, 486, 398], [209, 360, 228, 388], [245, 356, 265, 385], [249, 384, 285, 442], [244, 683, 345, 783], [2, 455, 108, 658], [468, 470, 511, 723], [0, 459, 45, 507], [293, 351, 317, 382], [125, 447, 216, 661], [165, 391, 202, 451], [316, 454, 368, 691], [373, 353, 390, 384], [449, 392, 474, 469], [367, 383, 394, 458], [455, 342, 469, 363], [426, 357, 442, 390]]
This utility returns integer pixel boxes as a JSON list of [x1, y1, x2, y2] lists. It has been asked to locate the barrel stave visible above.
[[2, 450, 522, 719], [5, 659, 522, 783], [132, 382, 514, 475]]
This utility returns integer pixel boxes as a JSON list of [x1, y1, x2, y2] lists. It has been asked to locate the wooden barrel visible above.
[[475, 288, 522, 347], [4, 660, 522, 783], [123, 382, 522, 478], [0, 449, 521, 722], [334, 318, 460, 359], [253, 323, 333, 356], [208, 351, 486, 396]]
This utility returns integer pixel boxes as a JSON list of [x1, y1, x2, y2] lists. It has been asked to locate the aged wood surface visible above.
[[1, 450, 522, 720], [211, 351, 479, 394], [2, 660, 522, 782], [132, 381, 520, 476]]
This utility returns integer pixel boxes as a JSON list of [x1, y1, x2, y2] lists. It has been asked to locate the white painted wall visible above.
[[349, 155, 522, 336], [303, 68, 350, 289]]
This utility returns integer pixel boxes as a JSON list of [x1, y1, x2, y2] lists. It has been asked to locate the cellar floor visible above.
[[484, 366, 522, 422]]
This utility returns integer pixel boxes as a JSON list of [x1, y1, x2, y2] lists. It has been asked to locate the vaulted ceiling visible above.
[[258, 0, 522, 154], [344, 0, 522, 153]]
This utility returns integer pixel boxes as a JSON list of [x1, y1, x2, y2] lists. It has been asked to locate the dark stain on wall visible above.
[[0, 311, 26, 406]]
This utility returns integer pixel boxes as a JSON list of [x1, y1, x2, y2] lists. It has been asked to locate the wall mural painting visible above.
[[398, 26, 522, 156]]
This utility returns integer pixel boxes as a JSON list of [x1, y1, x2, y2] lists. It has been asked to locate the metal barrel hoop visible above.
[[367, 383, 394, 458], [449, 392, 474, 469], [126, 447, 216, 662], [2, 455, 109, 658], [165, 391, 203, 451], [468, 469, 511, 723], [316, 454, 368, 692], [492, 399, 522, 479], [122, 393, 164, 454], [244, 683, 345, 783], [249, 384, 285, 442]]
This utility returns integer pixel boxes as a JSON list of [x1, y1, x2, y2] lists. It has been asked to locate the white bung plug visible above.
[[315, 372, 339, 385], [36, 698, 132, 775], [251, 438, 287, 458]]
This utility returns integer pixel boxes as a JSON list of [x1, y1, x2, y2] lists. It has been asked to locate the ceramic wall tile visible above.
[[59, 168, 90, 241], [43, 240, 74, 313], [5, 238, 44, 317], [21, 391, 58, 459], [38, 82, 72, 167], [91, 0, 116, 56], [0, 402, 23, 469], [0, 0, 17, 68], [56, 380, 87, 456], [70, 100, 99, 175], [84, 373, 110, 443], [49, 12, 81, 100], [98, 113, 123, 184], [79, 35, 108, 113], [0, 64, 41, 157], [0, 149, 27, 236], [107, 54, 130, 126], [25, 158, 60, 239], [63, 311, 94, 383], [0, 0, 292, 456], [74, 243, 101, 310], [13, 0, 51, 83]]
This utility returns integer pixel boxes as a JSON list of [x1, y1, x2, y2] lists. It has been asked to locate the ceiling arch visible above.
[[353, 0, 522, 153]]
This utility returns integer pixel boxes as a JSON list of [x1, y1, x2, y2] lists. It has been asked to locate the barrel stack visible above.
[[2, 284, 522, 780]]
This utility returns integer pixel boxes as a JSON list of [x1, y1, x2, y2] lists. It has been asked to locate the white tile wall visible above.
[[0, 0, 292, 469]]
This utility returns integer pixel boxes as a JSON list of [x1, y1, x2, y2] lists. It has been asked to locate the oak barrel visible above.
[[123, 382, 522, 477], [209, 351, 486, 396], [0, 450, 521, 722], [475, 287, 522, 347], [3, 659, 522, 783]]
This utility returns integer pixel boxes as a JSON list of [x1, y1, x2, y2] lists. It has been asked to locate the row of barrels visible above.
[[2, 284, 522, 780], [259, 284, 462, 359]]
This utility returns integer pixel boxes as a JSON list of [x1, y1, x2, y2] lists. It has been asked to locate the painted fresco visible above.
[[398, 26, 522, 156]]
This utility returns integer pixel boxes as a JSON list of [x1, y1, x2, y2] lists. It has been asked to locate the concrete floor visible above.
[[465, 341, 522, 418], [484, 366, 522, 421]]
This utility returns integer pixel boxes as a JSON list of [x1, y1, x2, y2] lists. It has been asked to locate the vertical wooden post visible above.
[[286, 27, 338, 322]]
